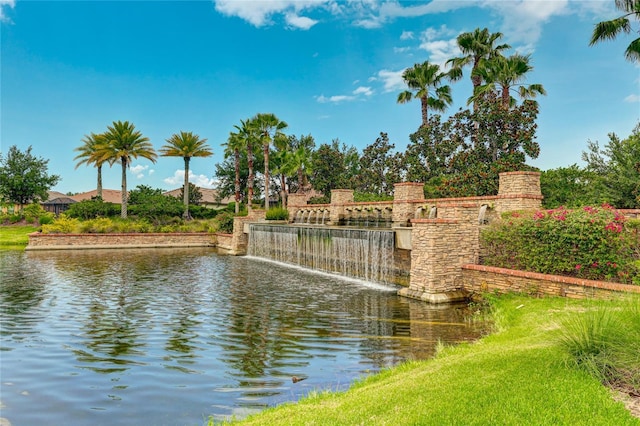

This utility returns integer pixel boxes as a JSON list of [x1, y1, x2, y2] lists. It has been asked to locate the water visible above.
[[248, 224, 396, 285], [0, 248, 487, 426]]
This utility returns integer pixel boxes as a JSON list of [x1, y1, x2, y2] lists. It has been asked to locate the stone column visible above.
[[398, 204, 479, 303], [496, 171, 543, 214], [287, 193, 308, 222], [329, 189, 353, 225], [392, 182, 424, 226]]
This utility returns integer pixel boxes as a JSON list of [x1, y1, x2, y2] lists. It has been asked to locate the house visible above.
[[163, 187, 233, 209], [42, 196, 77, 215], [70, 189, 122, 204]]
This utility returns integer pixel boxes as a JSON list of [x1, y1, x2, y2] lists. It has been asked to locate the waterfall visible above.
[[248, 224, 396, 285]]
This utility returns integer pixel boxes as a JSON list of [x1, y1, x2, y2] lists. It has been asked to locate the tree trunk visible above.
[[420, 95, 429, 128], [264, 143, 270, 211], [234, 148, 240, 214], [247, 141, 254, 213], [183, 157, 191, 220], [501, 86, 510, 109], [121, 160, 128, 219], [97, 164, 103, 199], [280, 174, 287, 209]]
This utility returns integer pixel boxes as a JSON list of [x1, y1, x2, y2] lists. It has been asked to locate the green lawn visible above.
[[225, 294, 640, 426], [0, 225, 38, 249]]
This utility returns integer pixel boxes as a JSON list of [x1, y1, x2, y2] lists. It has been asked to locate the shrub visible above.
[[481, 205, 639, 284], [190, 205, 218, 219], [66, 199, 119, 219], [41, 215, 81, 233], [265, 207, 289, 221], [38, 214, 54, 225], [215, 211, 235, 234]]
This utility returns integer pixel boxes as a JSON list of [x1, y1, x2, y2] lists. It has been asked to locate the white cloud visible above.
[[214, 0, 322, 29], [353, 86, 373, 96], [624, 94, 640, 103], [164, 170, 216, 189], [0, 0, 15, 22], [285, 12, 318, 30], [400, 31, 414, 40], [376, 69, 406, 93], [316, 85, 374, 103], [130, 164, 150, 179]]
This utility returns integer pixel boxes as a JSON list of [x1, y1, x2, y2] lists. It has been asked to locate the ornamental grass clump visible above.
[[481, 204, 639, 284]]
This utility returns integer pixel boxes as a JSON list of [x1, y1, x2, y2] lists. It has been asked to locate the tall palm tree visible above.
[[223, 131, 245, 214], [447, 27, 511, 110], [98, 120, 157, 219], [470, 54, 546, 109], [234, 118, 257, 213], [397, 61, 452, 128], [590, 0, 640, 62], [288, 134, 315, 192], [252, 113, 288, 210], [74, 132, 110, 199], [160, 131, 213, 219]]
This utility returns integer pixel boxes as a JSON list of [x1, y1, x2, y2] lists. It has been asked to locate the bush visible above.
[[265, 207, 289, 221], [66, 199, 119, 219], [38, 214, 54, 225], [190, 205, 218, 219], [41, 215, 81, 233], [481, 205, 640, 284], [215, 211, 235, 234]]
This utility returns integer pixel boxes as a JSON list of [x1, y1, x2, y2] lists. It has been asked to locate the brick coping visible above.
[[462, 264, 640, 293]]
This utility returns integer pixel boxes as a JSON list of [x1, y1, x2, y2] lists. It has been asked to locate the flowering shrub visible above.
[[481, 205, 639, 285]]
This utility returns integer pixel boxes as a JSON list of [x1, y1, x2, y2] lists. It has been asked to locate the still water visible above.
[[0, 248, 487, 425]]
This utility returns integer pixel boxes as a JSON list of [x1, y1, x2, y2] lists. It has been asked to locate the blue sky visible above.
[[1, 0, 639, 194]]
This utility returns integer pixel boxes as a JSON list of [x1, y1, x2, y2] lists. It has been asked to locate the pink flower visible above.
[[575, 264, 582, 270]]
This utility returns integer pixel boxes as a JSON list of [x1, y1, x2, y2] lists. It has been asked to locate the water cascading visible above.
[[248, 224, 396, 286]]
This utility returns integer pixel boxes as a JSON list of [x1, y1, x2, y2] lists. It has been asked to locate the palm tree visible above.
[[74, 132, 110, 199], [159, 131, 213, 219], [251, 113, 288, 210], [223, 131, 245, 214], [447, 28, 511, 110], [397, 61, 453, 128], [234, 118, 257, 213], [98, 120, 157, 218], [590, 0, 640, 62], [470, 54, 546, 109], [288, 134, 315, 193]]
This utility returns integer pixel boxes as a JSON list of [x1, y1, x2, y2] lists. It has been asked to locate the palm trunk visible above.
[[247, 141, 254, 214], [183, 157, 191, 220], [420, 95, 429, 128], [297, 168, 304, 192], [280, 174, 287, 209], [264, 143, 270, 211], [97, 164, 103, 199], [234, 149, 240, 215], [121, 160, 128, 219], [501, 86, 510, 109]]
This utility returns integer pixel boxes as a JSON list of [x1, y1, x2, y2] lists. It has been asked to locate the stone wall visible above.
[[392, 182, 424, 226], [462, 264, 640, 298], [329, 189, 354, 224], [27, 232, 215, 250]]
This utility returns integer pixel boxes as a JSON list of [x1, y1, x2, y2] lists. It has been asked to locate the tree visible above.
[[233, 118, 259, 213], [98, 121, 157, 219], [286, 134, 315, 194], [178, 182, 203, 206], [356, 132, 403, 197], [540, 165, 602, 208], [0, 145, 61, 208], [582, 123, 640, 208], [447, 27, 510, 110], [397, 61, 452, 128], [74, 132, 110, 199], [159, 131, 213, 219], [470, 54, 546, 110], [310, 140, 359, 201], [590, 0, 640, 62], [252, 113, 288, 210], [222, 131, 245, 214]]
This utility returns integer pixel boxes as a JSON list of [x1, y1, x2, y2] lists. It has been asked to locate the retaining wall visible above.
[[26, 232, 215, 250]]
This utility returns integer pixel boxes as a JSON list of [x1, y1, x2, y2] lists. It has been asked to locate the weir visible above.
[[248, 224, 399, 286]]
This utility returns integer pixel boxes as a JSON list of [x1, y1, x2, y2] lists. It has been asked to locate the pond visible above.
[[0, 248, 488, 425]]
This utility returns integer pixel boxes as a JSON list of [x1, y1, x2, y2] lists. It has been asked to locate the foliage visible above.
[[127, 185, 185, 221], [189, 205, 218, 219], [40, 215, 216, 234], [353, 192, 393, 202], [0, 145, 61, 206], [397, 61, 452, 127], [66, 199, 120, 219], [540, 165, 602, 208], [310, 140, 359, 197], [41, 215, 82, 234], [215, 211, 235, 233], [589, 0, 640, 62], [265, 207, 289, 221], [177, 183, 203, 206], [481, 205, 640, 284], [354, 132, 403, 197]]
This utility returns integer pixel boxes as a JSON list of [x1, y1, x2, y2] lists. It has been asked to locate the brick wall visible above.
[[27, 232, 215, 250], [392, 182, 424, 226]]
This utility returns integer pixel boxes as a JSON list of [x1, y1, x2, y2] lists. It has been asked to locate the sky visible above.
[[1, 0, 639, 194]]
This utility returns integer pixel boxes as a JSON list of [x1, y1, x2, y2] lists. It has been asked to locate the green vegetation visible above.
[[590, 0, 640, 63], [40, 215, 219, 234], [0, 145, 60, 206], [218, 294, 639, 425], [0, 225, 38, 248], [265, 207, 289, 221], [481, 205, 640, 284]]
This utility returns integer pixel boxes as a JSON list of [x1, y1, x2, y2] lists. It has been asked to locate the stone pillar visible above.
[[392, 182, 424, 226], [398, 204, 479, 303], [287, 193, 308, 222], [496, 171, 543, 214], [229, 210, 266, 255], [329, 189, 354, 225]]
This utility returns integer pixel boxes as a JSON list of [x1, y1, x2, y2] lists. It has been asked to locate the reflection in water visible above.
[[0, 249, 487, 425]]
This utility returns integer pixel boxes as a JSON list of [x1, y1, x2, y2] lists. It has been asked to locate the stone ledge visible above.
[[398, 288, 469, 304]]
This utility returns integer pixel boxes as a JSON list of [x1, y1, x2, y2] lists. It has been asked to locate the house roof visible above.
[[47, 190, 68, 200], [163, 187, 233, 205], [43, 197, 77, 205], [71, 189, 122, 204]]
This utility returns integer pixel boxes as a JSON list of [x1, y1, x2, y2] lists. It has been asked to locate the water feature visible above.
[[0, 248, 487, 425], [248, 224, 396, 285]]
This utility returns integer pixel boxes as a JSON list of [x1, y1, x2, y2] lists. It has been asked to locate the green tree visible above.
[[128, 184, 184, 220], [252, 113, 288, 210], [471, 54, 546, 110], [397, 61, 452, 128], [159, 131, 213, 219], [74, 132, 111, 199], [590, 0, 640, 62], [0, 145, 60, 208], [582, 123, 640, 208], [447, 27, 510, 110], [222, 131, 245, 214], [282, 134, 315, 194], [310, 140, 359, 202], [178, 182, 203, 206], [540, 165, 602, 208], [234, 118, 259, 212], [98, 121, 157, 219], [356, 132, 403, 197]]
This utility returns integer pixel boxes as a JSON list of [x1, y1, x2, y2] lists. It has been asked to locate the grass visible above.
[[0, 225, 38, 249], [219, 294, 640, 426]]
